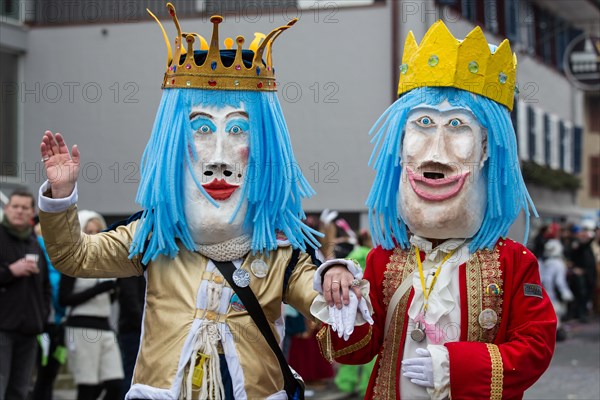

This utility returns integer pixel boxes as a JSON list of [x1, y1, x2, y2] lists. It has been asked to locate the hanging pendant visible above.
[[232, 268, 251, 288], [410, 321, 426, 342]]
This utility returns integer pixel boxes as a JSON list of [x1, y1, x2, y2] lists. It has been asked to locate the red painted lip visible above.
[[407, 168, 470, 201], [202, 179, 239, 201]]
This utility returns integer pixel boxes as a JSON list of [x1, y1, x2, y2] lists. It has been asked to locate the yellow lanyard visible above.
[[415, 246, 456, 313]]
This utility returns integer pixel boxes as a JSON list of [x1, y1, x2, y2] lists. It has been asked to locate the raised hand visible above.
[[40, 131, 80, 198]]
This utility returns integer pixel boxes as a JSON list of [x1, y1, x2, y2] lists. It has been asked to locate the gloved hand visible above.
[[561, 290, 574, 303], [320, 209, 338, 225], [328, 291, 374, 340], [402, 348, 434, 388]]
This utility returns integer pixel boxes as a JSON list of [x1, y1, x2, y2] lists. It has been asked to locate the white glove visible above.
[[320, 209, 338, 225], [328, 291, 374, 340], [402, 348, 434, 388], [561, 290, 574, 302]]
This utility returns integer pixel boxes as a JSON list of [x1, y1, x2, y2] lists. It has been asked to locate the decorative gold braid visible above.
[[382, 247, 410, 305], [466, 245, 503, 343], [466, 252, 483, 342], [316, 325, 373, 363], [486, 343, 504, 400], [479, 246, 503, 342], [373, 247, 415, 399], [316, 325, 333, 363]]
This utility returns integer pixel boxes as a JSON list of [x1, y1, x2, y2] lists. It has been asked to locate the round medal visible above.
[[478, 308, 498, 329], [410, 327, 426, 342], [250, 259, 269, 278], [232, 268, 251, 288]]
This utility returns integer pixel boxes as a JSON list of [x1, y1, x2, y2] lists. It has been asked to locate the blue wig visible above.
[[130, 88, 321, 264], [367, 87, 537, 252]]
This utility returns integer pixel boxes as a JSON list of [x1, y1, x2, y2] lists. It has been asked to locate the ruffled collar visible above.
[[409, 235, 466, 261], [408, 236, 470, 329]]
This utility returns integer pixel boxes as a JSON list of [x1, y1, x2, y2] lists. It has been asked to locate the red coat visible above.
[[317, 239, 556, 399]]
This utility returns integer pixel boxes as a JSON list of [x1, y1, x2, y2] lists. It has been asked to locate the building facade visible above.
[[1, 0, 598, 234]]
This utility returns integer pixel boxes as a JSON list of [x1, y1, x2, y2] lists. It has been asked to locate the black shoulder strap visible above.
[[212, 260, 303, 400], [282, 246, 322, 300]]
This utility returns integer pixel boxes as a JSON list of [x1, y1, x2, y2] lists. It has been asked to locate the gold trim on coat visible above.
[[373, 247, 416, 399], [486, 343, 504, 400]]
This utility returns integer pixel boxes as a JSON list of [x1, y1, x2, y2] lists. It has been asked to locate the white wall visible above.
[[19, 4, 392, 215]]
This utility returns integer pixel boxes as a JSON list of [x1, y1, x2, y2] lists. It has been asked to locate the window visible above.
[[503, 0, 518, 42], [0, 0, 20, 21], [484, 0, 500, 34], [0, 50, 19, 178], [533, 5, 556, 66], [588, 94, 600, 133], [527, 106, 536, 161], [573, 126, 582, 174], [516, 101, 529, 160], [511, 97, 518, 146], [554, 18, 569, 72], [590, 155, 600, 198], [559, 120, 566, 170], [544, 114, 551, 166]]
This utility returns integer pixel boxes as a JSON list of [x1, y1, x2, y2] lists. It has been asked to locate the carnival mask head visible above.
[[367, 21, 535, 252], [399, 100, 488, 239], [184, 103, 250, 244], [129, 6, 318, 263]]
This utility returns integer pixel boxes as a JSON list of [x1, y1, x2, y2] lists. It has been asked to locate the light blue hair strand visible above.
[[130, 89, 321, 264], [367, 86, 537, 253]]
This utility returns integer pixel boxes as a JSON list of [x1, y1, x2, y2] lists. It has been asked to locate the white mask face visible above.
[[184, 104, 250, 245], [399, 101, 488, 239]]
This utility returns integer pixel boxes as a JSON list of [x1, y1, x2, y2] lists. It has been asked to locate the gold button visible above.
[[213, 275, 224, 284], [205, 311, 217, 321]]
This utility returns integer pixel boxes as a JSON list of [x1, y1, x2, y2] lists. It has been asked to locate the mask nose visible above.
[[426, 127, 449, 162], [202, 133, 234, 180], [203, 161, 235, 180]]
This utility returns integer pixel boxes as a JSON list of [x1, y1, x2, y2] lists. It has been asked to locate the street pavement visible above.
[[53, 317, 599, 400], [524, 318, 600, 400]]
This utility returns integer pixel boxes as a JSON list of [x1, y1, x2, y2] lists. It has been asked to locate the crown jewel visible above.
[[148, 3, 297, 91], [398, 21, 518, 111]]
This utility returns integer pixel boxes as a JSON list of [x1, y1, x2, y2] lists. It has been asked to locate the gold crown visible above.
[[398, 20, 518, 111], [148, 3, 297, 91]]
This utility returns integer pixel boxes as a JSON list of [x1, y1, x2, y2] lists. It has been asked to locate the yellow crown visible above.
[[148, 3, 297, 91], [398, 20, 518, 111]]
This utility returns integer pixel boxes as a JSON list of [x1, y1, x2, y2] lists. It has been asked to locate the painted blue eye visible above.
[[229, 125, 243, 134], [449, 118, 462, 127], [197, 125, 211, 134], [418, 116, 432, 126]]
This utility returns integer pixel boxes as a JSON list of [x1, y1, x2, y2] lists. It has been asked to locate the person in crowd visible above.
[[317, 21, 556, 399], [532, 224, 550, 260], [59, 210, 123, 400], [569, 220, 598, 323], [117, 275, 146, 399], [37, 6, 369, 399], [0, 190, 51, 400], [540, 239, 574, 341], [592, 226, 600, 314], [32, 219, 67, 400]]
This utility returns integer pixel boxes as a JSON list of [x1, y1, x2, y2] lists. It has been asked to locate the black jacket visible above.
[[118, 276, 146, 334], [0, 225, 51, 335]]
